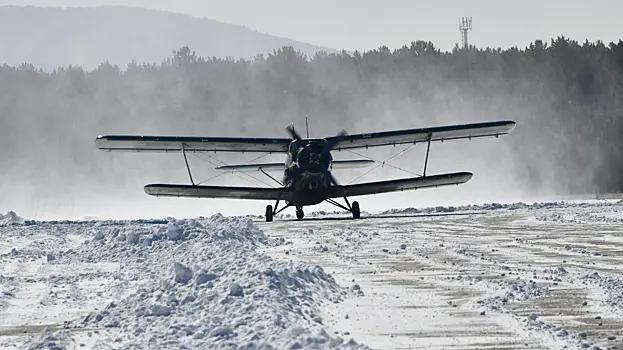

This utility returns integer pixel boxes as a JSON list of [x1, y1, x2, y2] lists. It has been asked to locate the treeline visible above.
[[2, 37, 623, 197]]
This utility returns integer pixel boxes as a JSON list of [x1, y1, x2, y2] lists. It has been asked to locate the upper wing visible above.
[[327, 172, 473, 198], [95, 135, 291, 153], [94, 121, 514, 153], [144, 184, 293, 201], [326, 120, 516, 151]]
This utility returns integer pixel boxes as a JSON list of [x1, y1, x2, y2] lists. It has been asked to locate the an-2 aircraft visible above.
[[94, 120, 516, 221]]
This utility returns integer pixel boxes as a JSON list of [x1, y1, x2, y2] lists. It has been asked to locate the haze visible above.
[[0, 1, 621, 221], [3, 0, 621, 52]]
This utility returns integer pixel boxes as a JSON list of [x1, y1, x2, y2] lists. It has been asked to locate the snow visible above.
[[260, 200, 623, 350], [2, 200, 623, 349], [0, 211, 23, 226], [23, 328, 76, 349], [0, 213, 367, 349]]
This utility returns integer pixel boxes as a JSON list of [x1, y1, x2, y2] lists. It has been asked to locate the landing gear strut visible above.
[[325, 197, 361, 219]]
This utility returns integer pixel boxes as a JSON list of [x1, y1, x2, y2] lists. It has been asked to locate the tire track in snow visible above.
[[259, 205, 623, 349]]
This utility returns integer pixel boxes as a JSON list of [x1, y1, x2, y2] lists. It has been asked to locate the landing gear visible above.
[[265, 199, 358, 222], [265, 200, 291, 222], [296, 206, 305, 220]]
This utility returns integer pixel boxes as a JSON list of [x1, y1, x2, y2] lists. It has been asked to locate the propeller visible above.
[[283, 123, 305, 183], [285, 123, 303, 141], [325, 167, 340, 186], [322, 129, 348, 186], [284, 123, 349, 188], [322, 129, 348, 153]]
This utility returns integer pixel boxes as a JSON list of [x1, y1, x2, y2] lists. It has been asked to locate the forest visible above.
[[2, 36, 623, 202]]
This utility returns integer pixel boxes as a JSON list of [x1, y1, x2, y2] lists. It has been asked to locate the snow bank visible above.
[[0, 211, 23, 225], [23, 327, 75, 350], [47, 214, 369, 349]]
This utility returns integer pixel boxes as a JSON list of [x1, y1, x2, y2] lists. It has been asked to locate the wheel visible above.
[[296, 207, 304, 220], [351, 201, 360, 219], [265, 205, 273, 222]]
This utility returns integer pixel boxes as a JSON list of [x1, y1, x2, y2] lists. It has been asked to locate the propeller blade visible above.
[[286, 124, 302, 140], [327, 170, 339, 186], [323, 129, 348, 152], [321, 129, 348, 186]]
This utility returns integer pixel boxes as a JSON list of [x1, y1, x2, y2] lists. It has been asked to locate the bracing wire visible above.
[[199, 152, 278, 187], [184, 141, 422, 188], [345, 144, 421, 184], [188, 151, 277, 188]]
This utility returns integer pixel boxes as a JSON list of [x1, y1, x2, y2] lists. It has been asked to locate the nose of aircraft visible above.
[[297, 143, 331, 174]]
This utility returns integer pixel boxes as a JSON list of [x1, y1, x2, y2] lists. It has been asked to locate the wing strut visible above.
[[423, 133, 432, 176], [182, 143, 195, 186]]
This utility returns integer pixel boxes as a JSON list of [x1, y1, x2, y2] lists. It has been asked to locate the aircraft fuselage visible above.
[[282, 139, 334, 206]]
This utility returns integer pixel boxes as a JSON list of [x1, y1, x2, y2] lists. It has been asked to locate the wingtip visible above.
[[456, 171, 474, 180], [428, 171, 473, 182], [448, 171, 474, 183], [93, 136, 108, 149], [144, 183, 183, 196], [143, 184, 156, 196]]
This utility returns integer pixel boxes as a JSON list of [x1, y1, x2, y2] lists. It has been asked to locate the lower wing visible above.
[[144, 184, 293, 201], [328, 172, 473, 198], [143, 172, 471, 201]]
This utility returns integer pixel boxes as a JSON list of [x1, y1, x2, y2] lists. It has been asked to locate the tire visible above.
[[296, 207, 304, 220], [265, 205, 273, 222], [352, 201, 360, 219]]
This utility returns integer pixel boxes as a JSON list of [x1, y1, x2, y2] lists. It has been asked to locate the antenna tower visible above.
[[459, 17, 472, 49]]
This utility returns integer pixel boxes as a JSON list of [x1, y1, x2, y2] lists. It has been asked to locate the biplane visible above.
[[94, 120, 516, 221]]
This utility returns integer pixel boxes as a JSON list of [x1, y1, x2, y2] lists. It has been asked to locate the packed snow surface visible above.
[[258, 200, 623, 350], [2, 200, 623, 349]]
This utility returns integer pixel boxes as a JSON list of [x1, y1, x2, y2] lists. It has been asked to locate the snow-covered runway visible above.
[[1, 201, 623, 349], [259, 202, 623, 349]]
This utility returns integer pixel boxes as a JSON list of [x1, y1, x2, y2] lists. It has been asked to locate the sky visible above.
[[1, 0, 621, 52]]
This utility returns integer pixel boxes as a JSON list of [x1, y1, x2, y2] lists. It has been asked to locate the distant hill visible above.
[[0, 5, 335, 71]]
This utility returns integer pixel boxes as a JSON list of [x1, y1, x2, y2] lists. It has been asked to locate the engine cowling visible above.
[[297, 143, 331, 174]]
